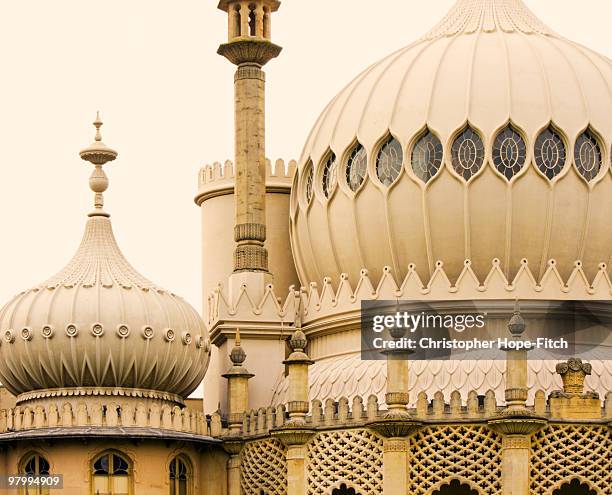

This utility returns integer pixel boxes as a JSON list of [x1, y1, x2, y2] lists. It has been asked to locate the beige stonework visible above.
[[1, 1, 612, 494]]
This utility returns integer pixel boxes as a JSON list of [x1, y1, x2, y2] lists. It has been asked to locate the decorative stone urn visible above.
[[556, 358, 592, 395]]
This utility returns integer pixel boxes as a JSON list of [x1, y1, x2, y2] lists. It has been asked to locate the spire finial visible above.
[[230, 328, 246, 365], [79, 112, 118, 218], [94, 111, 103, 142]]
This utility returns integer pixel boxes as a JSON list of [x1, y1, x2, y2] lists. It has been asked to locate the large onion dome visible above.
[[290, 0, 612, 288], [0, 116, 210, 403]]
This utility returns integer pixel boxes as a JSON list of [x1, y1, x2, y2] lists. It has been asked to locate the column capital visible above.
[[488, 411, 547, 436], [368, 417, 422, 439], [218, 38, 282, 67], [271, 426, 316, 447]]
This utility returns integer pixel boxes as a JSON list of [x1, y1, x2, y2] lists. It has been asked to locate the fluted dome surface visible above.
[[0, 215, 210, 399], [290, 0, 612, 288], [0, 117, 210, 401]]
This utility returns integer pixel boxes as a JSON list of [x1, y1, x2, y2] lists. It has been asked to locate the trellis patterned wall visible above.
[[530, 424, 611, 495], [408, 425, 503, 495], [306, 429, 383, 495], [241, 438, 288, 495]]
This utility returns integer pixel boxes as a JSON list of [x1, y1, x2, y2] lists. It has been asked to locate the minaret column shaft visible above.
[[233, 64, 268, 272]]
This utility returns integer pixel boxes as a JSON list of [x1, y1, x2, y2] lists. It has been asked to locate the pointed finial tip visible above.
[[80, 111, 117, 166], [235, 328, 241, 346], [94, 112, 103, 141]]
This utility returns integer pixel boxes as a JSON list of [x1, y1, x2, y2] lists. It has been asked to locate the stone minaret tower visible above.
[[217, 0, 282, 277]]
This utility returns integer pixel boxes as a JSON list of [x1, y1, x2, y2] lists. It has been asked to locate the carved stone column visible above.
[[272, 330, 315, 495], [217, 1, 282, 274], [368, 420, 421, 495], [222, 329, 254, 435], [368, 323, 420, 495], [273, 432, 314, 495], [488, 304, 546, 495], [223, 440, 245, 495], [222, 329, 253, 495], [488, 417, 546, 495]]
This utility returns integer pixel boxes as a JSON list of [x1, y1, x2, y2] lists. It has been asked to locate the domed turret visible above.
[[290, 0, 612, 288], [0, 116, 210, 404]]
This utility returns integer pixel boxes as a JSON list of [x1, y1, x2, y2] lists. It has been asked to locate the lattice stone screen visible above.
[[409, 425, 502, 495], [306, 429, 383, 495], [241, 438, 287, 495], [530, 424, 611, 495]]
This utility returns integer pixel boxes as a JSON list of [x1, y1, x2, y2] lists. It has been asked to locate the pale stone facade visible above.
[[1, 1, 611, 495]]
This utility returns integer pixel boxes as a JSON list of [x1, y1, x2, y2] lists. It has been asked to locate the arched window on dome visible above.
[[331, 483, 360, 495], [574, 128, 602, 182], [431, 479, 479, 495], [535, 125, 566, 180], [552, 478, 597, 495], [451, 125, 485, 181], [20, 453, 50, 495], [376, 135, 403, 186], [304, 161, 314, 203], [169, 456, 192, 495], [493, 124, 526, 180], [411, 130, 443, 183], [322, 151, 338, 198], [92, 451, 131, 495], [345, 142, 368, 192]]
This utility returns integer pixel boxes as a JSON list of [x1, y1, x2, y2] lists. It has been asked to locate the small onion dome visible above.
[[291, 0, 612, 288], [0, 116, 210, 401]]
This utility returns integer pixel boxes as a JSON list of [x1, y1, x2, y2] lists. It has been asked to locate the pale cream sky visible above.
[[0, 0, 610, 310]]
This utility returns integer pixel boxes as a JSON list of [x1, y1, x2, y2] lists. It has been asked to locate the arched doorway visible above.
[[552, 479, 597, 495], [432, 479, 479, 495]]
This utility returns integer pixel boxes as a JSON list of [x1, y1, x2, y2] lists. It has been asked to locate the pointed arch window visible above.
[[376, 136, 403, 186], [411, 130, 443, 183], [451, 126, 485, 181], [346, 142, 368, 192], [552, 479, 596, 495], [92, 452, 131, 495], [331, 484, 359, 495], [169, 456, 192, 495], [574, 129, 602, 181], [304, 162, 314, 203], [535, 126, 566, 180], [322, 152, 338, 198], [20, 453, 50, 495], [493, 124, 526, 180]]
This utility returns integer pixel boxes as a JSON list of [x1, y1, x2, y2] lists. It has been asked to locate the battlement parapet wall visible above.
[[226, 389, 612, 439], [0, 400, 225, 438], [196, 158, 296, 205]]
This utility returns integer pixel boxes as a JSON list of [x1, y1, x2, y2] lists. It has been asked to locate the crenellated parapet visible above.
[[195, 158, 296, 205], [0, 401, 226, 438], [225, 387, 612, 440]]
